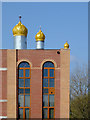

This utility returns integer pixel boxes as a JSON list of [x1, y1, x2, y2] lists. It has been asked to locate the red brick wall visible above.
[[0, 49, 70, 118], [17, 50, 60, 68], [0, 50, 7, 118], [17, 49, 60, 118]]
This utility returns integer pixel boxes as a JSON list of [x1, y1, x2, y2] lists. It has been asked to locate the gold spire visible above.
[[12, 16, 28, 37], [64, 41, 69, 49], [35, 27, 45, 41]]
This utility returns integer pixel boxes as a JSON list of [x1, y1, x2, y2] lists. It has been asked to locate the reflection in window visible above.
[[19, 62, 30, 68], [19, 108, 23, 118], [50, 69, 54, 77], [49, 78, 54, 87], [19, 79, 24, 87], [43, 108, 48, 119], [25, 79, 30, 87], [25, 89, 30, 94], [43, 88, 48, 94], [43, 95, 48, 107], [43, 78, 48, 87], [49, 108, 54, 118], [19, 69, 23, 77], [25, 95, 30, 107], [25, 108, 29, 118], [43, 62, 54, 68], [18, 95, 24, 107], [42, 61, 55, 119], [18, 62, 30, 118], [43, 69, 48, 77], [49, 95, 54, 107], [25, 69, 30, 77]]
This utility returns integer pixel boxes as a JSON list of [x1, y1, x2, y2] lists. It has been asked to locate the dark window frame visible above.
[[42, 61, 55, 119], [18, 61, 31, 119]]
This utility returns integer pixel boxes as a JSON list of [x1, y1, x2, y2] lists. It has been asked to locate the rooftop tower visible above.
[[35, 26, 45, 49], [12, 16, 28, 49]]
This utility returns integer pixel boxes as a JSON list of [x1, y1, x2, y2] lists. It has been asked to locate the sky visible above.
[[2, 2, 88, 72]]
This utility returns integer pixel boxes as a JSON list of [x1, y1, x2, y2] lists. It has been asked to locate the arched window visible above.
[[42, 61, 55, 119], [18, 62, 30, 118]]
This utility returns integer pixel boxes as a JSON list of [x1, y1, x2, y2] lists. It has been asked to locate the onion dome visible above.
[[64, 41, 69, 49], [35, 27, 45, 41], [12, 16, 28, 37]]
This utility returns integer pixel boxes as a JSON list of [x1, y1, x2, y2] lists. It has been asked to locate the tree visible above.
[[70, 64, 88, 118]]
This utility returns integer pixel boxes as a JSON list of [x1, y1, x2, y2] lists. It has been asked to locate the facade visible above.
[[0, 17, 70, 119]]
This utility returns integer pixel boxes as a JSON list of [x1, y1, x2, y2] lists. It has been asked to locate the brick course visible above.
[[0, 49, 70, 118]]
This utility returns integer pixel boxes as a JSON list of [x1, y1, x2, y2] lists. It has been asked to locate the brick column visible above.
[[30, 68, 42, 118], [60, 48, 70, 118], [0, 50, 7, 119], [7, 50, 16, 118]]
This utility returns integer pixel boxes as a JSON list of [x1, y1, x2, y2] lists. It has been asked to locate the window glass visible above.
[[43, 78, 48, 87], [43, 69, 48, 77], [43, 88, 48, 94], [19, 69, 23, 77], [25, 79, 30, 87], [42, 61, 55, 119], [50, 69, 54, 77], [43, 108, 48, 119], [19, 89, 24, 94], [19, 62, 30, 68], [43, 62, 54, 68], [19, 79, 24, 87], [49, 78, 54, 87], [25, 108, 29, 118], [25, 89, 30, 94], [25, 69, 30, 77], [18, 95, 24, 107], [49, 95, 54, 107], [43, 95, 48, 107], [49, 108, 54, 118], [19, 108, 23, 118], [25, 95, 30, 107], [18, 62, 30, 119]]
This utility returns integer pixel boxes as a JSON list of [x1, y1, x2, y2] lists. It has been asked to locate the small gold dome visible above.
[[64, 41, 69, 49], [35, 28, 45, 41], [12, 21, 28, 36]]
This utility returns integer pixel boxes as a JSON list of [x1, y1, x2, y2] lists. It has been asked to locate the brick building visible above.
[[0, 17, 70, 119]]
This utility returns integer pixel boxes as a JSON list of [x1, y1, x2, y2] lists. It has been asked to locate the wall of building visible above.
[[0, 50, 7, 119], [17, 49, 61, 118], [7, 50, 16, 118], [60, 49, 70, 118], [0, 49, 70, 119]]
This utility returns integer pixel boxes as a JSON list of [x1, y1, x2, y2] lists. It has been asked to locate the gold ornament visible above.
[[12, 21, 28, 36], [64, 41, 69, 49], [35, 27, 45, 41]]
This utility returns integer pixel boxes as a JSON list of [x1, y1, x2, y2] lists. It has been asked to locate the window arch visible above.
[[18, 61, 31, 118], [42, 61, 55, 119]]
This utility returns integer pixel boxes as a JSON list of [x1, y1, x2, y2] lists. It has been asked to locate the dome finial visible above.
[[40, 25, 41, 30], [19, 15, 22, 22], [35, 27, 45, 41], [64, 41, 69, 49], [12, 16, 28, 36]]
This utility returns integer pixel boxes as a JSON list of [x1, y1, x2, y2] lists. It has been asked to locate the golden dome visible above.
[[64, 41, 69, 49], [35, 28, 45, 41], [12, 21, 28, 36]]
